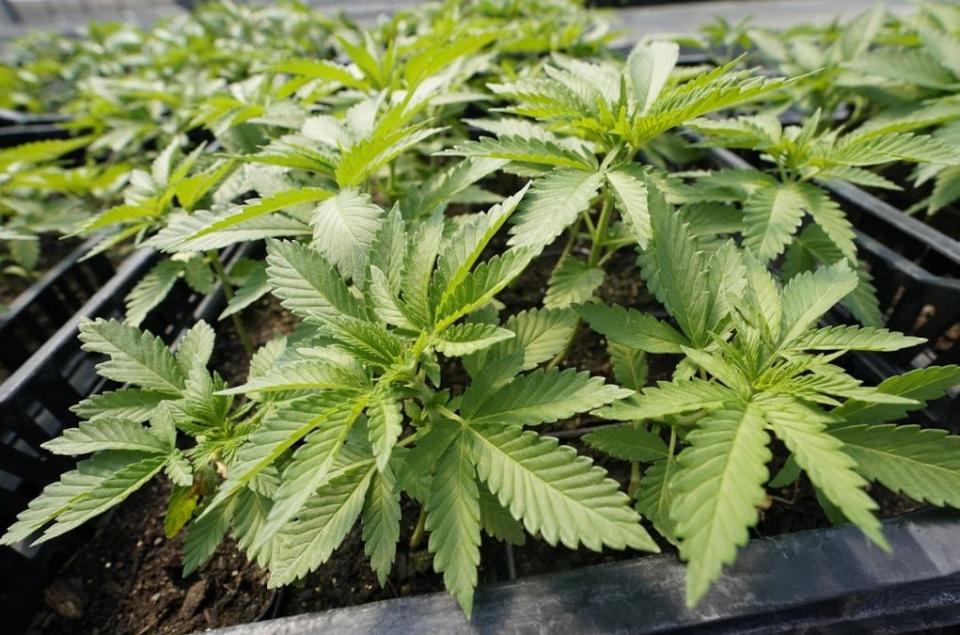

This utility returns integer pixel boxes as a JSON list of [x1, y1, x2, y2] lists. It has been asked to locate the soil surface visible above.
[[7, 227, 926, 634]]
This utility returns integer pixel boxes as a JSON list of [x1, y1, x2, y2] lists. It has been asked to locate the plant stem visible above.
[[409, 506, 427, 550], [628, 461, 641, 498], [208, 251, 253, 354], [588, 190, 613, 267]]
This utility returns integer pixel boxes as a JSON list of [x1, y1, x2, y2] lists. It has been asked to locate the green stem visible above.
[[628, 461, 641, 498], [208, 251, 253, 354], [588, 189, 613, 267], [409, 506, 427, 550]]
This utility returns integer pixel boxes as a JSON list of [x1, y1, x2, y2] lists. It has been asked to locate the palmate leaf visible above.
[[43, 418, 171, 455], [824, 131, 959, 166], [425, 432, 481, 616], [544, 257, 604, 309], [267, 462, 373, 587], [362, 459, 401, 585], [507, 168, 603, 249], [778, 261, 858, 346], [435, 323, 515, 357], [599, 379, 737, 422], [644, 178, 713, 345], [797, 183, 856, 263], [2, 451, 167, 546], [742, 181, 805, 261], [609, 342, 649, 391], [79, 319, 185, 394], [273, 58, 368, 90], [628, 40, 680, 113], [435, 248, 537, 329], [829, 424, 960, 508], [467, 424, 657, 552], [400, 213, 444, 329], [439, 135, 596, 170], [461, 368, 631, 427], [367, 397, 403, 473], [577, 303, 690, 354], [635, 458, 676, 543], [406, 156, 508, 218], [832, 365, 960, 425], [671, 403, 770, 606], [258, 398, 368, 546], [846, 47, 958, 90], [72, 388, 169, 423], [787, 325, 924, 353], [311, 189, 384, 281], [760, 396, 886, 549], [150, 208, 311, 253], [199, 391, 365, 519], [335, 125, 443, 189], [479, 484, 526, 546], [189, 187, 333, 243], [265, 239, 369, 324], [125, 260, 183, 327], [583, 424, 668, 462], [605, 164, 652, 247], [462, 307, 577, 383], [436, 185, 529, 300]]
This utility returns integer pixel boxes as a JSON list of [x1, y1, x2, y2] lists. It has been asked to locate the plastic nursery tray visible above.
[[705, 146, 960, 430], [0, 108, 70, 127], [0, 123, 72, 147], [0, 241, 253, 575], [209, 509, 960, 635], [0, 236, 116, 377]]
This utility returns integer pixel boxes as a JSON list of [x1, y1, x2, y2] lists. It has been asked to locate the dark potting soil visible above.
[[17, 232, 924, 634]]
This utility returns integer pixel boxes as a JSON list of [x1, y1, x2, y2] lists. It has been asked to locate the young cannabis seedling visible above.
[[579, 179, 960, 606], [3, 186, 656, 616], [441, 40, 792, 308], [685, 110, 960, 324]]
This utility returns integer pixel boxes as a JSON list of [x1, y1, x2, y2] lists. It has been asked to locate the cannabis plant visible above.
[[579, 179, 960, 605], [441, 40, 791, 308], [2, 186, 657, 616], [684, 111, 960, 325]]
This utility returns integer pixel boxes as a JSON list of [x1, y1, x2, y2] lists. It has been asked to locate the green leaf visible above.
[[267, 463, 373, 587], [577, 303, 689, 353], [43, 419, 171, 455], [435, 322, 515, 357], [598, 379, 737, 422], [797, 183, 856, 263], [606, 165, 651, 247], [258, 397, 367, 545], [644, 178, 712, 345], [583, 425, 667, 462], [628, 40, 680, 112], [760, 396, 886, 549], [478, 484, 525, 546], [220, 264, 270, 320], [265, 239, 368, 324], [467, 424, 658, 552], [608, 342, 649, 391], [190, 187, 333, 243], [183, 500, 232, 575], [742, 182, 806, 261], [832, 365, 960, 425], [544, 257, 604, 309], [368, 397, 403, 473], [462, 368, 630, 427], [440, 135, 596, 170], [72, 389, 169, 423], [435, 248, 536, 329], [778, 261, 857, 346], [164, 485, 198, 539], [671, 403, 771, 606], [218, 357, 365, 396], [311, 189, 384, 281], [200, 392, 363, 518], [273, 59, 368, 89], [508, 169, 603, 249], [1, 452, 162, 546], [125, 260, 182, 328], [79, 319, 184, 394], [362, 460, 401, 585], [635, 458, 677, 543], [788, 325, 924, 352], [829, 424, 960, 508], [425, 433, 482, 616]]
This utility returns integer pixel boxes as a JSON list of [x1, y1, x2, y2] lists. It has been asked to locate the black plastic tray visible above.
[[0, 236, 116, 377], [0, 123, 72, 147], [0, 242, 251, 575], [207, 510, 960, 635]]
